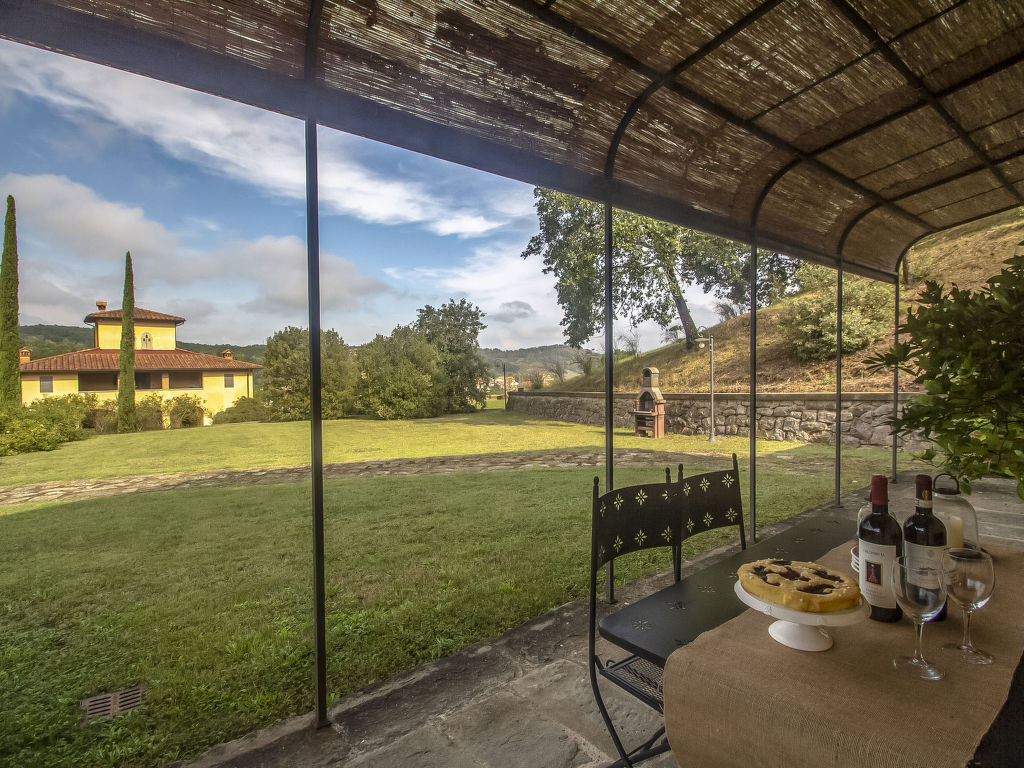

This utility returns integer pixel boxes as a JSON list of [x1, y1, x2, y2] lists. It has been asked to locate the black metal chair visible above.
[[588, 455, 746, 767]]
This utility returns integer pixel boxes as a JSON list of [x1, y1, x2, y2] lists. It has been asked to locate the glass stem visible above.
[[962, 609, 974, 650], [914, 620, 926, 662]]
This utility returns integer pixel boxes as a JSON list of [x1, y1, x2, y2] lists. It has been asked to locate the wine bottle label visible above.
[[858, 540, 898, 608], [903, 541, 944, 588]]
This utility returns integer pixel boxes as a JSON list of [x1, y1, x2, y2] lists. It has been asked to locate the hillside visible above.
[[480, 344, 581, 377], [558, 208, 1024, 394]]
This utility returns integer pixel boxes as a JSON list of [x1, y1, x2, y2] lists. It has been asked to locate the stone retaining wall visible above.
[[506, 391, 925, 448]]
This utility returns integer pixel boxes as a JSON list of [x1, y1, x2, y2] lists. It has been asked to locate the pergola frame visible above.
[[2, 0, 1022, 730]]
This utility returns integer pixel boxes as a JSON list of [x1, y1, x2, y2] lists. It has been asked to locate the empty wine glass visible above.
[[941, 548, 995, 665], [891, 557, 946, 680]]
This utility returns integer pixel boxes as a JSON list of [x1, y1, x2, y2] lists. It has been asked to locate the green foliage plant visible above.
[[0, 195, 19, 409], [356, 326, 445, 419], [0, 394, 93, 456], [262, 326, 356, 421], [867, 254, 1024, 498], [135, 393, 166, 431], [116, 252, 137, 432], [167, 394, 206, 429], [414, 298, 488, 412], [779, 263, 891, 361], [526, 370, 546, 390], [212, 396, 268, 424]]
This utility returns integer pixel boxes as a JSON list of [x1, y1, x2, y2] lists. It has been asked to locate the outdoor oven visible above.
[[634, 367, 666, 438]]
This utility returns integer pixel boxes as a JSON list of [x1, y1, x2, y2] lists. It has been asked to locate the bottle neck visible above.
[[915, 499, 933, 515], [870, 502, 888, 516]]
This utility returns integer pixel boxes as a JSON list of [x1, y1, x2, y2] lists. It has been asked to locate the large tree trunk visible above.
[[663, 263, 699, 342]]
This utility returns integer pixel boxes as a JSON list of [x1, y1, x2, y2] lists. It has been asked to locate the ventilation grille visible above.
[[80, 686, 145, 720]]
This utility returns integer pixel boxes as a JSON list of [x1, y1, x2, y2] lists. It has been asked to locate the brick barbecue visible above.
[[633, 367, 666, 438]]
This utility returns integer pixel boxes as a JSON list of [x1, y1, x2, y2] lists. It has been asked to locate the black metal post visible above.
[[834, 259, 843, 507], [708, 333, 716, 442], [892, 277, 900, 481], [603, 200, 615, 602], [305, 118, 328, 729], [749, 242, 757, 543]]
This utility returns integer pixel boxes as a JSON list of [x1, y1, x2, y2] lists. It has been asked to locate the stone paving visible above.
[[0, 449, 735, 507]]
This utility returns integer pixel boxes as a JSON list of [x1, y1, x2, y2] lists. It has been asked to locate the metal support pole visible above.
[[305, 118, 328, 729], [892, 278, 900, 481], [603, 201, 616, 601], [708, 333, 716, 441], [749, 243, 757, 543], [503, 362, 508, 407], [834, 260, 843, 507]]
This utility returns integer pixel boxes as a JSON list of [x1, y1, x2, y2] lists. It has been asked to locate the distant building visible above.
[[19, 301, 260, 423]]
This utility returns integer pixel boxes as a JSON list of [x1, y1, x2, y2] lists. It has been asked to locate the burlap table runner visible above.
[[662, 541, 1024, 768]]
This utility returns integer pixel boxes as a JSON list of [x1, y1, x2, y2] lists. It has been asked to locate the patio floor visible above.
[[171, 474, 1024, 768]]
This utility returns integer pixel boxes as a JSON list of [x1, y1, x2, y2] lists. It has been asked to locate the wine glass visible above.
[[891, 557, 946, 680], [941, 548, 995, 664]]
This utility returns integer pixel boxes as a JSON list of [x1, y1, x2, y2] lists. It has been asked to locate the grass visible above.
[[0, 445, 909, 768], [0, 408, 811, 488]]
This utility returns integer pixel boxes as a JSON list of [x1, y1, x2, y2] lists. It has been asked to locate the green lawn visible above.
[[0, 447, 898, 768], [0, 408, 812, 487]]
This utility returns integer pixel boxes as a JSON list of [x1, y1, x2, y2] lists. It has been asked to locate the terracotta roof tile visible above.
[[83, 307, 185, 324], [20, 348, 261, 373]]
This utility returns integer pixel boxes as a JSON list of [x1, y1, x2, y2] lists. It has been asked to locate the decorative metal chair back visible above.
[[591, 466, 684, 580], [679, 453, 746, 550]]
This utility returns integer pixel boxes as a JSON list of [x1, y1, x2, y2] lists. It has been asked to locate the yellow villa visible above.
[[19, 301, 260, 423]]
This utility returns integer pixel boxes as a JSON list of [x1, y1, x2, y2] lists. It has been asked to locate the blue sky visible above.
[[0, 39, 716, 351]]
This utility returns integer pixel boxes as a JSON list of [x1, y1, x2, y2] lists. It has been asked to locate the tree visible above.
[[414, 299, 488, 411], [521, 188, 798, 346], [262, 326, 357, 421], [356, 326, 445, 419], [570, 348, 598, 376], [867, 255, 1024, 498], [0, 195, 19, 409], [116, 252, 137, 432]]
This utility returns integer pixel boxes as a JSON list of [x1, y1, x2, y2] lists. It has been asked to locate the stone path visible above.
[[0, 449, 729, 507]]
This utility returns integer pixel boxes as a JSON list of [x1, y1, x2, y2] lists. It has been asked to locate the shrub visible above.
[[213, 396, 268, 424], [88, 406, 118, 434], [0, 395, 95, 456], [779, 264, 891, 361], [526, 370, 546, 390], [167, 394, 206, 429], [356, 326, 446, 420], [136, 393, 166, 431]]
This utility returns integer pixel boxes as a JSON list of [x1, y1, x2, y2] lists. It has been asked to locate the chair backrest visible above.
[[680, 453, 746, 550], [591, 466, 683, 574]]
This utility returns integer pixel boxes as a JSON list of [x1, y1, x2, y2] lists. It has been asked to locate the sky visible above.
[[0, 39, 718, 351]]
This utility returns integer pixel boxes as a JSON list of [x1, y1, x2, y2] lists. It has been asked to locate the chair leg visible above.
[[590, 660, 634, 767]]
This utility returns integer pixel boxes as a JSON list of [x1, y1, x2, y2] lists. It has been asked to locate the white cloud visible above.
[[0, 41, 530, 239], [3, 172, 390, 343]]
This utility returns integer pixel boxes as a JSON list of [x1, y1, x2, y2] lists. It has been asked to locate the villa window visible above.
[[79, 373, 118, 392], [140, 332, 153, 350], [135, 372, 160, 390], [224, 373, 234, 388], [40, 375, 53, 393], [168, 371, 202, 389]]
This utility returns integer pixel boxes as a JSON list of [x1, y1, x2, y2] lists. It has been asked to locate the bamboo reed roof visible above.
[[3, 0, 1023, 281]]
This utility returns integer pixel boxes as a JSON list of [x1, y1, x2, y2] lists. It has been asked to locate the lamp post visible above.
[[495, 359, 508, 407], [695, 327, 716, 441]]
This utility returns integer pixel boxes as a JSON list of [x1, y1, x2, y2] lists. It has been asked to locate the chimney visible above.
[[96, 300, 107, 311], [221, 349, 233, 360], [19, 347, 30, 364]]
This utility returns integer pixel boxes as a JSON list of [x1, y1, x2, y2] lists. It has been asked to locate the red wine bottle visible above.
[[903, 474, 947, 621], [858, 475, 903, 622]]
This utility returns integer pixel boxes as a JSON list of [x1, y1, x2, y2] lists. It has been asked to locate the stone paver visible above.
[[0, 449, 728, 507]]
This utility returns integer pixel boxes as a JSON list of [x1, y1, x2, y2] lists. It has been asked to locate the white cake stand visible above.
[[733, 580, 869, 651]]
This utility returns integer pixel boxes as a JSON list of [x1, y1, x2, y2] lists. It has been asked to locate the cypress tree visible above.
[[0, 195, 19, 409], [116, 251, 137, 432]]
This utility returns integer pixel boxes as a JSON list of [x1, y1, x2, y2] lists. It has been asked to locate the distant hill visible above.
[[19, 324, 93, 359], [479, 344, 584, 377], [176, 341, 266, 365]]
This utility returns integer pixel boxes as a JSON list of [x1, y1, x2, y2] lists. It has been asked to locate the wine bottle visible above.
[[858, 474, 903, 622], [903, 474, 947, 621]]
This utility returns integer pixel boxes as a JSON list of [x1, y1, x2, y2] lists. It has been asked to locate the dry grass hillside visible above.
[[560, 208, 1024, 394]]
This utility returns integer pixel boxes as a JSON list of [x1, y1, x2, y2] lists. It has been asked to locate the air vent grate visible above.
[[80, 686, 145, 720]]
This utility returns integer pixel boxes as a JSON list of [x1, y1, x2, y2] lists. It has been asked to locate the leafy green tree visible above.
[[0, 195, 19, 409], [867, 255, 1024, 498], [414, 299, 488, 411], [521, 188, 797, 346], [356, 326, 445, 419], [116, 252, 137, 432], [262, 326, 356, 421], [778, 263, 891, 361]]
